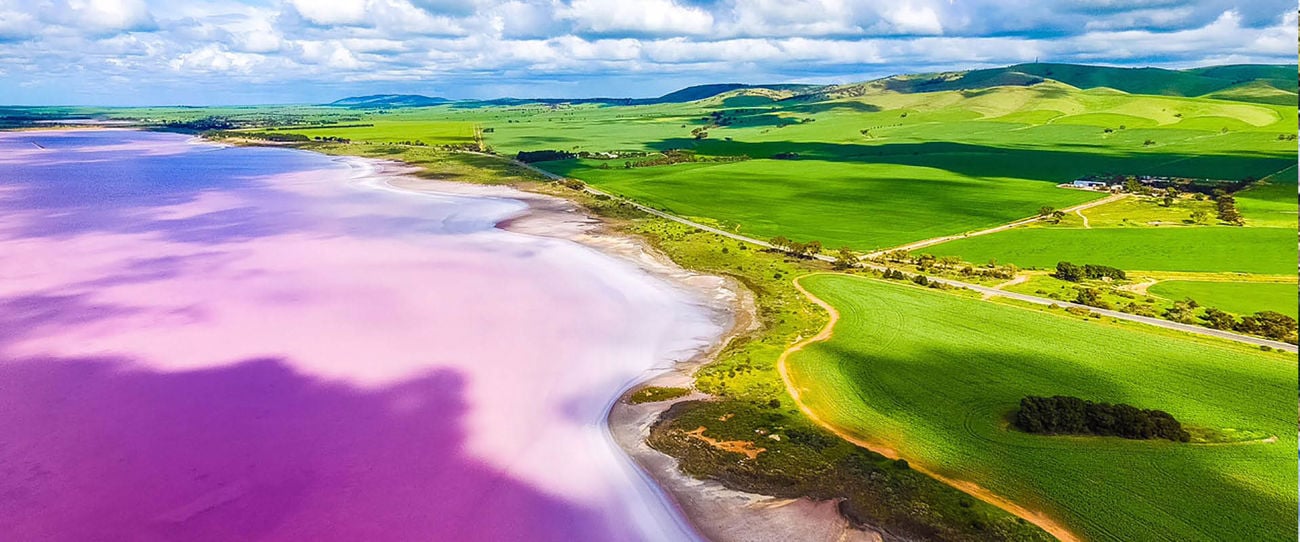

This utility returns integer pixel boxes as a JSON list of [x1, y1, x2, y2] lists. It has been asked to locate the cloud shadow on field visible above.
[[643, 138, 1293, 182]]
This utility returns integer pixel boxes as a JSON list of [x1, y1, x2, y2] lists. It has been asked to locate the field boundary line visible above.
[[778, 273, 1083, 542]]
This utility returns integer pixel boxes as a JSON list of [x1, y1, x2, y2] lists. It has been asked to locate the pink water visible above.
[[0, 130, 725, 541]]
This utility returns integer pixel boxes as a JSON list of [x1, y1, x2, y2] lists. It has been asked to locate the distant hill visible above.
[[328, 94, 451, 107], [329, 83, 818, 109], [329, 63, 1296, 108], [807, 63, 1297, 106], [1009, 63, 1297, 98], [652, 83, 819, 103]]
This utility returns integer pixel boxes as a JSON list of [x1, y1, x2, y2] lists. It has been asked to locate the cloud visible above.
[[286, 0, 368, 26], [557, 0, 715, 36], [0, 0, 1293, 105]]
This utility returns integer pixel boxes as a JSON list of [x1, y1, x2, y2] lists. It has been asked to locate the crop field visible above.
[[785, 274, 1297, 542], [260, 119, 477, 145], [1148, 280, 1298, 318], [923, 226, 1295, 274], [523, 87, 1295, 250], [221, 80, 1295, 253], [1237, 166, 1299, 228], [543, 158, 1099, 250]]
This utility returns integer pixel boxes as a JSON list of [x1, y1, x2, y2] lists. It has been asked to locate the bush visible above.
[[1234, 311, 1298, 344], [1014, 395, 1190, 442]]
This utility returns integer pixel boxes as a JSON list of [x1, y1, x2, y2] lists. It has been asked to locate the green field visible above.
[[264, 119, 477, 144], [1148, 280, 1298, 318], [198, 75, 1295, 253], [1237, 166, 1299, 228], [786, 274, 1297, 542], [543, 158, 1099, 249], [524, 86, 1294, 250], [925, 226, 1296, 274]]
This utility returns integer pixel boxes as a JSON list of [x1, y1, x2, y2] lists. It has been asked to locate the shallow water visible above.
[[0, 130, 725, 541]]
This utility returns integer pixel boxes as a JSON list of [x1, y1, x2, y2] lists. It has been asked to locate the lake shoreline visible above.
[[345, 154, 883, 542]]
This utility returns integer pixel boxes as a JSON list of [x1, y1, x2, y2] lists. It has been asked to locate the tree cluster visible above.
[[1202, 308, 1298, 344], [1214, 191, 1243, 225], [622, 150, 749, 169], [881, 269, 908, 280], [1053, 261, 1126, 282], [1014, 395, 1190, 442], [832, 247, 857, 269], [768, 236, 822, 257], [516, 150, 575, 163]]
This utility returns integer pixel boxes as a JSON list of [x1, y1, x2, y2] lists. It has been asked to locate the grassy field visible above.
[[204, 78, 1295, 254], [1148, 280, 1298, 318], [786, 274, 1297, 542], [264, 119, 477, 145], [1066, 194, 1219, 227], [923, 226, 1296, 274], [543, 158, 1099, 250], [1237, 165, 1299, 228], [524, 86, 1294, 250]]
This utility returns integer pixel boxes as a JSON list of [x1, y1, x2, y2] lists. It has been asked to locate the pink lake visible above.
[[0, 130, 728, 541]]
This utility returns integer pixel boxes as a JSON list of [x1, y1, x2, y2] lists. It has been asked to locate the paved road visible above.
[[497, 155, 1297, 353]]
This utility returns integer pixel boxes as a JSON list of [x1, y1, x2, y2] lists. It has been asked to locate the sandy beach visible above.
[[374, 157, 888, 542]]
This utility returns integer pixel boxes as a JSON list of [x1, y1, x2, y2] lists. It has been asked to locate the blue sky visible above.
[[0, 0, 1294, 105]]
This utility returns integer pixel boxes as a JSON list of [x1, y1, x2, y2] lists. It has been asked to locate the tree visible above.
[[1235, 311, 1298, 343], [1074, 288, 1109, 309], [1215, 193, 1243, 225], [1124, 177, 1142, 193], [804, 240, 823, 256], [1050, 210, 1066, 223], [1190, 210, 1210, 224], [938, 255, 962, 269], [1054, 261, 1083, 282], [1200, 308, 1237, 330], [833, 247, 856, 269], [769, 236, 790, 250], [1038, 206, 1056, 218]]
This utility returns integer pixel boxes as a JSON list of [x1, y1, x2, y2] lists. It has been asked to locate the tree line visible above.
[[1014, 395, 1190, 442], [1053, 261, 1126, 282]]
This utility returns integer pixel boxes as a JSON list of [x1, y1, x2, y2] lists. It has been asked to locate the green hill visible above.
[[802, 63, 1296, 105]]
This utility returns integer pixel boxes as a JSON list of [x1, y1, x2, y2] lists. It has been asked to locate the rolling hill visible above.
[[328, 94, 451, 107], [805, 63, 1297, 105]]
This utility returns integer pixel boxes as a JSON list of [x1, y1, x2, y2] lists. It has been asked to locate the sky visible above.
[[0, 0, 1295, 105]]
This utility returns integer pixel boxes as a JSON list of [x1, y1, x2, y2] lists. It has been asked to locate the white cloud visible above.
[[63, 0, 157, 33], [557, 0, 714, 35], [169, 44, 263, 73], [0, 0, 1294, 104], [286, 0, 369, 26]]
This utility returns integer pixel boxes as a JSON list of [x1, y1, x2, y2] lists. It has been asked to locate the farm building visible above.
[[1071, 179, 1109, 189]]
